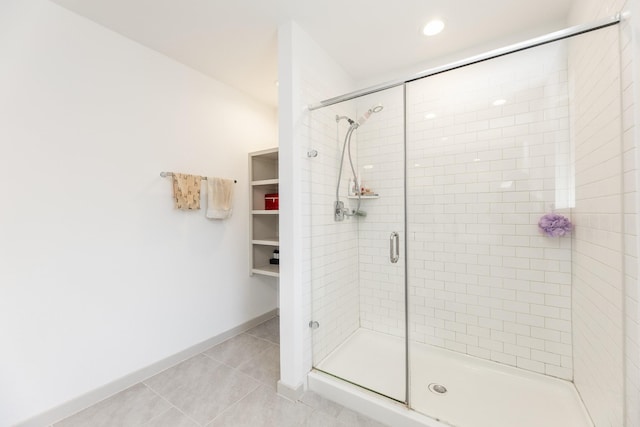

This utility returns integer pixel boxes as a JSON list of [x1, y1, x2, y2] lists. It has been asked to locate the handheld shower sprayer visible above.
[[355, 104, 383, 127], [334, 104, 384, 221]]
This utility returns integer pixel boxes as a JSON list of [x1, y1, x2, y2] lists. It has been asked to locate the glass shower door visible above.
[[309, 86, 406, 402]]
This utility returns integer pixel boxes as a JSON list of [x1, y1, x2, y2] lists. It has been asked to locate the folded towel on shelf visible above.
[[172, 173, 202, 210], [206, 177, 234, 219]]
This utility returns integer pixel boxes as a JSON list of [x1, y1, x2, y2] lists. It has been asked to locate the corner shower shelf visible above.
[[347, 195, 379, 199], [252, 210, 279, 215]]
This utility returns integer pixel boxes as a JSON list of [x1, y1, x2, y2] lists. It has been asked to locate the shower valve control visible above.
[[335, 201, 346, 221], [309, 321, 320, 329]]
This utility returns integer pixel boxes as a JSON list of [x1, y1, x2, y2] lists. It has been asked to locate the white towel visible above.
[[206, 177, 234, 219]]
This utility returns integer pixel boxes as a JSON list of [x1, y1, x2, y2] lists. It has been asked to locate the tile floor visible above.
[[54, 317, 389, 427]]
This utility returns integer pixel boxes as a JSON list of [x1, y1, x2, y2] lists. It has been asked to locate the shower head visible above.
[[355, 104, 384, 128]]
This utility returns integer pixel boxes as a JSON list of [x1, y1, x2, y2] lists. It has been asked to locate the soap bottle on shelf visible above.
[[348, 177, 356, 196]]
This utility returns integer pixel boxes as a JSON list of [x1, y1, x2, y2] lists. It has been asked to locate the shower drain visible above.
[[428, 383, 448, 394]]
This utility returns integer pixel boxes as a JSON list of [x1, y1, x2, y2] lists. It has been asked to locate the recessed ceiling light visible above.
[[424, 112, 437, 119], [492, 98, 507, 106], [363, 165, 374, 169], [274, 80, 279, 87], [423, 19, 445, 36]]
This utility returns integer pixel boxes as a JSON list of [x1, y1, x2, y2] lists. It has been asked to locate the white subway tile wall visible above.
[[405, 42, 574, 380], [567, 1, 638, 423], [568, 16, 626, 427], [620, 9, 640, 427], [308, 101, 361, 364], [293, 24, 358, 380]]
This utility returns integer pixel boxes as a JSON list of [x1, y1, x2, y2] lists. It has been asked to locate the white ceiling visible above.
[[50, 0, 575, 107]]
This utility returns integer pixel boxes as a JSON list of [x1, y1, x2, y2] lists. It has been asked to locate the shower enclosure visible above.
[[307, 18, 624, 427]]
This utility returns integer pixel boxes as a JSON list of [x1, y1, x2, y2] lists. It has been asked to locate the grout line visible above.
[[201, 349, 278, 394], [203, 382, 262, 426], [140, 404, 172, 426], [200, 332, 280, 369], [255, 338, 280, 346], [202, 332, 277, 363], [244, 331, 280, 346], [235, 345, 280, 386], [201, 352, 238, 369], [142, 382, 202, 426]]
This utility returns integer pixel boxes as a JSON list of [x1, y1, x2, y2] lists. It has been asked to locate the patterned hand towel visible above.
[[172, 173, 202, 210], [206, 177, 234, 219]]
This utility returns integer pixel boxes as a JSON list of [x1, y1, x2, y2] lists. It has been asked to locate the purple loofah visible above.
[[538, 213, 573, 237]]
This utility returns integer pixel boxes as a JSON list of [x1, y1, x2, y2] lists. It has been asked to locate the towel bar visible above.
[[160, 171, 237, 183]]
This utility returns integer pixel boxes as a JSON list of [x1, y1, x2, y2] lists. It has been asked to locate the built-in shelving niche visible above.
[[249, 148, 279, 278]]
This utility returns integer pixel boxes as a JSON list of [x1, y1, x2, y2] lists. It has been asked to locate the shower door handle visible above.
[[390, 232, 399, 263]]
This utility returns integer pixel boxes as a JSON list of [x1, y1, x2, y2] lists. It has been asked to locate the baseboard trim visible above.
[[276, 380, 305, 402], [16, 309, 278, 427]]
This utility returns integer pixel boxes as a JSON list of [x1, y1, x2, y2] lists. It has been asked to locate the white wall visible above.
[[277, 21, 355, 392], [0, 1, 278, 425]]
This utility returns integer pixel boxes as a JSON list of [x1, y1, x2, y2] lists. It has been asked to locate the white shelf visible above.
[[252, 179, 279, 186], [252, 210, 279, 215], [347, 195, 380, 199], [252, 264, 280, 277], [252, 239, 279, 246]]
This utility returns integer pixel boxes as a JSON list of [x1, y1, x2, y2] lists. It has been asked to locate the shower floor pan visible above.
[[315, 328, 592, 427]]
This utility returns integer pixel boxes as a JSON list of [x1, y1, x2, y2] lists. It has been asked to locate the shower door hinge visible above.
[[309, 321, 320, 329]]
